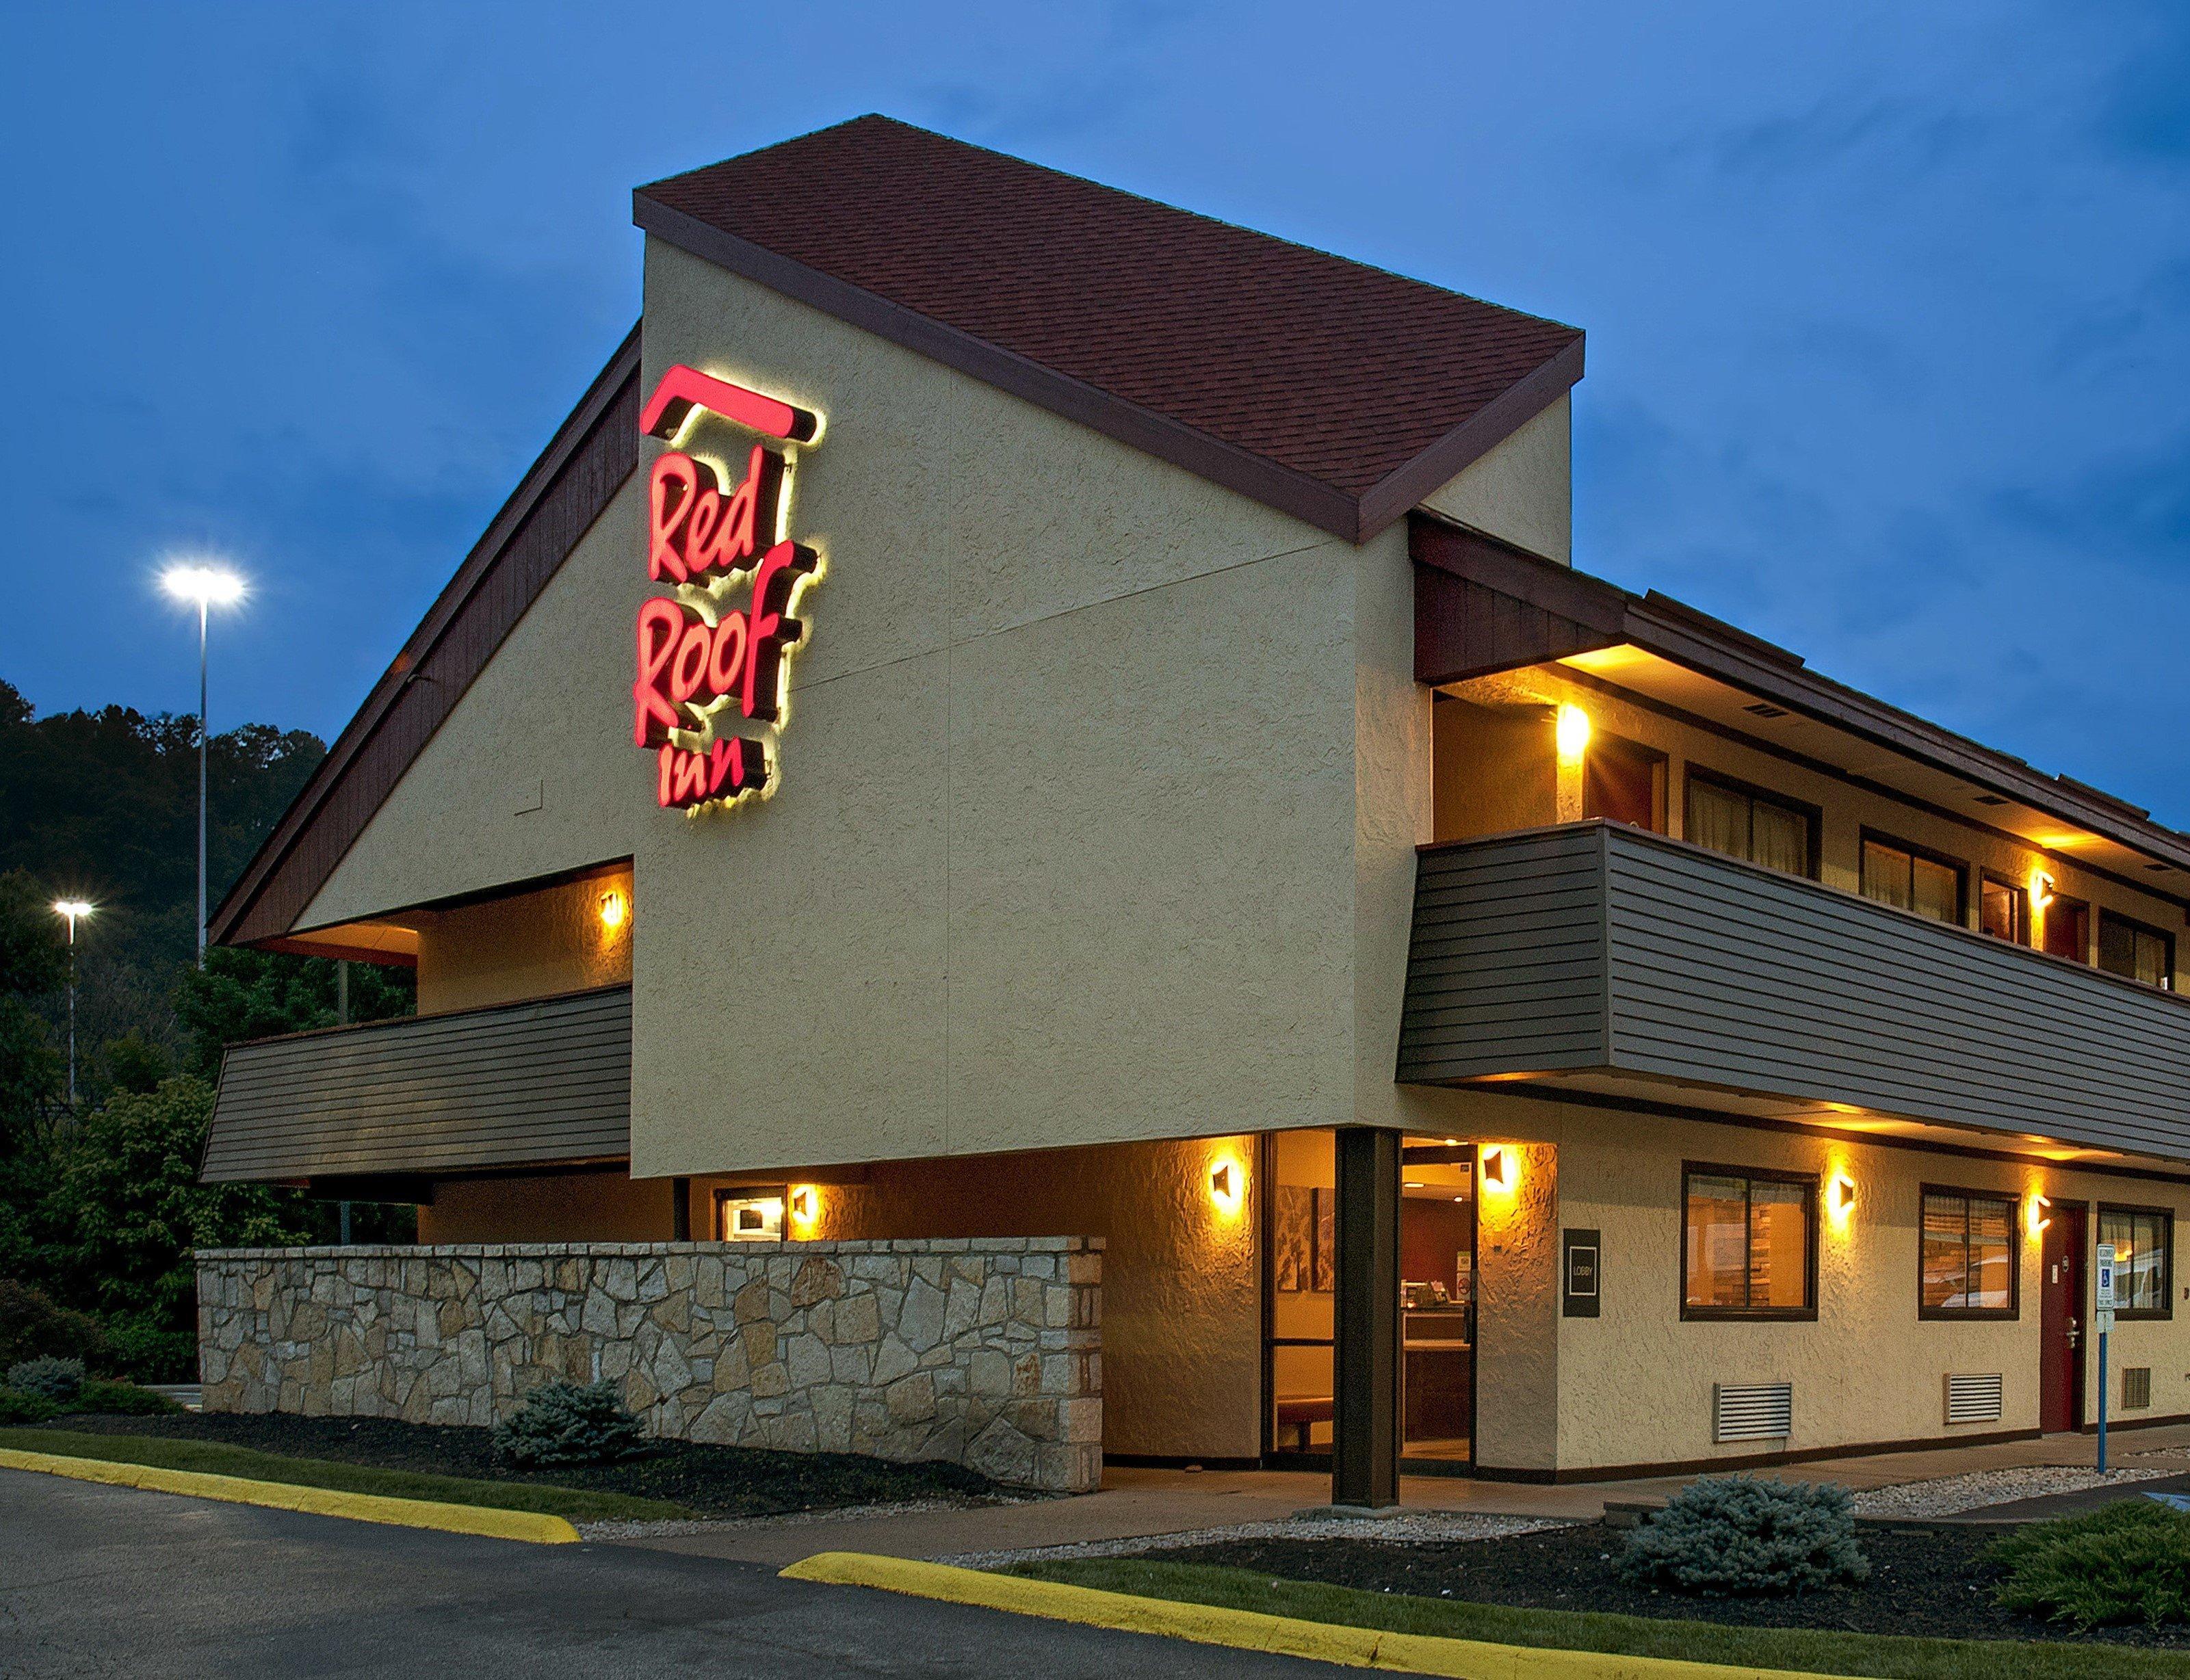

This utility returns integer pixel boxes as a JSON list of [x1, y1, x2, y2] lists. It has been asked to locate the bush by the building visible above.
[[492, 1380, 647, 1467], [0, 1385, 58, 1424], [1620, 1475, 1869, 1596], [1992, 1499, 2190, 1627], [69, 1377, 183, 1416], [5, 1356, 84, 1402], [0, 1281, 106, 1372]]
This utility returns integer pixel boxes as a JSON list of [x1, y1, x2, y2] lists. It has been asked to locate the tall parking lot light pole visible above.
[[159, 563, 246, 966], [51, 900, 94, 1106]]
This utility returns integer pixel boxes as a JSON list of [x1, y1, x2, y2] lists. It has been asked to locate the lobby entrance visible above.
[[1263, 1128, 1478, 1472]]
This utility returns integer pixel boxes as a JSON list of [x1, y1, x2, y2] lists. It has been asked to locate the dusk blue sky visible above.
[[4, 4, 2186, 815]]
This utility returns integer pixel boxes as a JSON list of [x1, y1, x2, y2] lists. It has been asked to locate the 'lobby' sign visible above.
[[632, 365, 822, 810]]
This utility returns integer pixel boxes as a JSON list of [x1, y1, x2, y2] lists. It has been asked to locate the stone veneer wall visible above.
[[195, 1238, 1102, 1493]]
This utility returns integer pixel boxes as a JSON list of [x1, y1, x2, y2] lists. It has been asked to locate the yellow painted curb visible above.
[[0, 1448, 580, 1545], [779, 1552, 1846, 1680]]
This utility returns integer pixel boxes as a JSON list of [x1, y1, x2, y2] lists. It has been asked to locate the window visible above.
[[1682, 1167, 1816, 1318], [1685, 774, 1816, 879], [1919, 1189, 2018, 1318], [2099, 1206, 2172, 1319], [2040, 893, 2089, 963], [1583, 733, 1666, 832], [1980, 876, 2029, 945], [2098, 913, 2174, 990], [1862, 835, 1964, 926]]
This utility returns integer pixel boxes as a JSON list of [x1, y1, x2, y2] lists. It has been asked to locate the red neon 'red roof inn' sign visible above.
[[632, 365, 822, 810]]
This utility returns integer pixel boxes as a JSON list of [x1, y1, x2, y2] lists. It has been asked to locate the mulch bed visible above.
[[47, 1410, 998, 1519], [1157, 1522, 2190, 1649]]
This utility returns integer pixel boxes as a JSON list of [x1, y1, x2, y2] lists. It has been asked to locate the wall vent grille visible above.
[[1944, 1372, 2005, 1425], [1713, 1382, 1793, 1443], [2125, 1367, 2154, 1410]]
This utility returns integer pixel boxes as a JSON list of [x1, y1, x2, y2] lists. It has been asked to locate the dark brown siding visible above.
[[211, 330, 642, 948], [200, 986, 631, 1182], [1399, 823, 2190, 1164]]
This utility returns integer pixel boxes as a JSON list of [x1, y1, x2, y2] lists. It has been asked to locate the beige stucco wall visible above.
[[1418, 394, 1572, 564], [413, 867, 634, 1014], [1436, 670, 2188, 984]]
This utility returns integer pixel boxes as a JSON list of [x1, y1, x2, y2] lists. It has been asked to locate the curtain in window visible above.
[[1688, 780, 1749, 862], [1751, 802, 1809, 877], [1863, 841, 1912, 913], [1911, 856, 1959, 923]]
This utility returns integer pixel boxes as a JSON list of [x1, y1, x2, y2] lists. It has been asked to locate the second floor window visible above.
[[2098, 913, 2174, 990], [1863, 836, 1963, 926], [1981, 876, 2029, 945], [1686, 774, 1813, 879]]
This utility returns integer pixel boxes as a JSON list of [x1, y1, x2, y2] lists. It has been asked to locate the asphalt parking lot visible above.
[[0, 1468, 1344, 1678]]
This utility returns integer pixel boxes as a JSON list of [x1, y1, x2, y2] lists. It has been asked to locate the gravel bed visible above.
[[1848, 1464, 2177, 1517], [945, 1509, 1566, 1567]]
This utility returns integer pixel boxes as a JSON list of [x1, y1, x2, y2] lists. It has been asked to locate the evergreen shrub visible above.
[[1619, 1475, 1869, 1596], [1992, 1499, 2190, 1628], [493, 1381, 647, 1467], [5, 1356, 85, 1402]]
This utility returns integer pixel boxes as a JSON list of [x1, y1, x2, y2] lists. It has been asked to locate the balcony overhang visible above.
[[1398, 822, 2190, 1178], [200, 985, 631, 1184], [1411, 512, 2190, 902]]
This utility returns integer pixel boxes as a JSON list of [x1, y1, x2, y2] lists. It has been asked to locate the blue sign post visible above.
[[2096, 1243, 2116, 1473]]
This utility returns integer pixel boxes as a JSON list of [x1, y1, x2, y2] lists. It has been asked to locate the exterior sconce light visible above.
[[788, 1185, 818, 1229], [1208, 1158, 1244, 1217], [2029, 1194, 2052, 1238], [598, 888, 629, 931], [1481, 1146, 1510, 1191], [1829, 1174, 1856, 1218], [1554, 704, 1592, 763], [2031, 871, 2055, 913]]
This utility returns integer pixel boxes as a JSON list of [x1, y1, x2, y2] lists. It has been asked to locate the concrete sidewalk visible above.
[[616, 1423, 2190, 1566]]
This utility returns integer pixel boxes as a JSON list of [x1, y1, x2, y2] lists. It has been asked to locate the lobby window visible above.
[[1980, 875, 2029, 945], [2098, 913, 2174, 990], [1919, 1189, 2017, 1318], [1582, 732, 1666, 832], [1862, 835, 1964, 926], [1682, 1167, 1816, 1319], [2099, 1206, 2173, 1319], [2039, 893, 2089, 963], [1685, 774, 1816, 880]]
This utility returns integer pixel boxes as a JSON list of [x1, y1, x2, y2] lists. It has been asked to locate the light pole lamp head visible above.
[[160, 563, 246, 609], [52, 900, 95, 920]]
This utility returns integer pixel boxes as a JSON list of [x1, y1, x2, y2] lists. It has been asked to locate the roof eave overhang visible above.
[[1411, 512, 2190, 879]]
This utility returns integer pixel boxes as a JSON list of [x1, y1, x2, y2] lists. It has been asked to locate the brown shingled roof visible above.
[[635, 116, 1583, 544]]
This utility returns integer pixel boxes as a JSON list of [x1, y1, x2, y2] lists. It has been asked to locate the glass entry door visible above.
[[1400, 1138, 1475, 1462]]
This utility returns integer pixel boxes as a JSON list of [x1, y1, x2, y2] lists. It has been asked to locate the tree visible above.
[[48, 1076, 310, 1378], [173, 946, 413, 1081], [0, 869, 65, 1138]]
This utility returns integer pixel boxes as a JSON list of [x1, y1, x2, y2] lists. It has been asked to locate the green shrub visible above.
[[1620, 1475, 1869, 1597], [0, 1385, 59, 1424], [493, 1381, 647, 1467], [97, 1316, 197, 1384], [0, 1281, 106, 1371], [64, 1378, 182, 1416], [6, 1356, 85, 1402], [1992, 1499, 2190, 1628]]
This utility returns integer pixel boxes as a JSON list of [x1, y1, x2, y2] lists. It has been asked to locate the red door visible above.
[[2039, 1204, 2086, 1433]]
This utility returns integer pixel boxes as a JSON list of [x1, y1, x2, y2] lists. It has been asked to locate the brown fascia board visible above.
[[634, 194, 1581, 548], [1411, 512, 2190, 876], [209, 326, 644, 947]]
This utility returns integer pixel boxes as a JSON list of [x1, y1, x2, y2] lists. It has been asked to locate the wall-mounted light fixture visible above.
[[788, 1185, 819, 1233], [598, 888, 630, 932], [1481, 1146, 1511, 1192], [1208, 1157, 1244, 1218], [1829, 1172, 1857, 1222], [2031, 871, 2056, 913], [2028, 1194, 2052, 1239], [1555, 704, 1593, 763]]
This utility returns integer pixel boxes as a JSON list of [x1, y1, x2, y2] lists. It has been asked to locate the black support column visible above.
[[1331, 1125, 1400, 1509], [671, 1177, 692, 1240]]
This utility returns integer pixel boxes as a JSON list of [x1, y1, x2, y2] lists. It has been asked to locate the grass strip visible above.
[[1011, 1559, 2190, 1680], [0, 1428, 695, 1525]]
